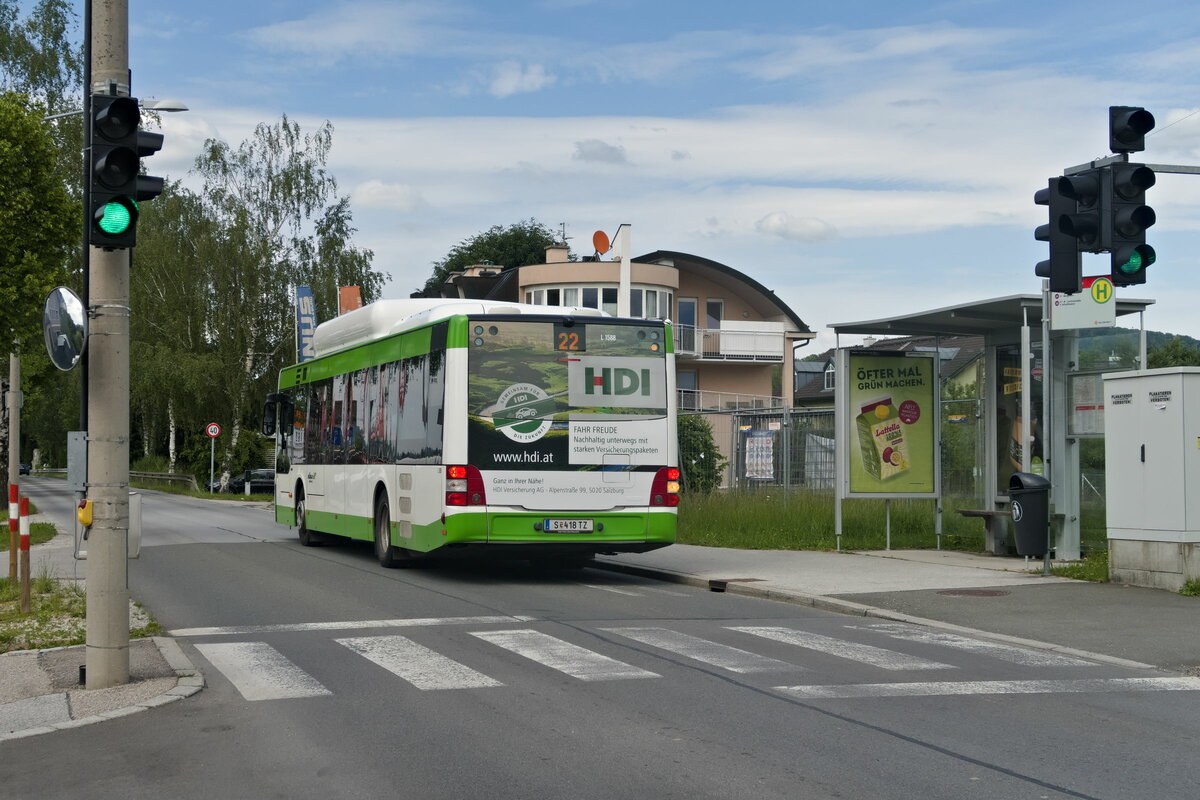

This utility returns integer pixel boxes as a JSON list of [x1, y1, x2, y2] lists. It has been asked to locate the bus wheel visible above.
[[374, 495, 401, 568], [296, 495, 323, 547]]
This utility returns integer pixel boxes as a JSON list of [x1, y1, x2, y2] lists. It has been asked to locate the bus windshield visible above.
[[467, 319, 669, 472]]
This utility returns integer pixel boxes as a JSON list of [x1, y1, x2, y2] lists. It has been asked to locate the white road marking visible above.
[[602, 627, 796, 673], [775, 677, 1200, 700], [470, 629, 659, 681], [170, 615, 536, 637], [640, 587, 690, 597], [582, 584, 643, 596], [729, 626, 954, 671], [857, 623, 1097, 667], [195, 642, 331, 701], [336, 635, 502, 690]]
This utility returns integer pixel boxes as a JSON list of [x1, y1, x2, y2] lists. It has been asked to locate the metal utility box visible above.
[[1103, 367, 1200, 589]]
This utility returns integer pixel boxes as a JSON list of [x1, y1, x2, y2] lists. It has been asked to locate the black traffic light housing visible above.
[[88, 95, 165, 249], [1034, 177, 1082, 294], [1109, 162, 1156, 286], [1057, 168, 1103, 253], [1109, 106, 1155, 154]]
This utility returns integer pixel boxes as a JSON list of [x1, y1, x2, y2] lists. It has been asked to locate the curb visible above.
[[0, 637, 204, 743], [592, 558, 1159, 672]]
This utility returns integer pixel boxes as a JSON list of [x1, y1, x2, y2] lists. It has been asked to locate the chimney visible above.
[[544, 243, 569, 263]]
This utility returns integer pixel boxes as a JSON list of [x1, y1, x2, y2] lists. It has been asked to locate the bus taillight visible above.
[[446, 465, 486, 506], [650, 467, 681, 507]]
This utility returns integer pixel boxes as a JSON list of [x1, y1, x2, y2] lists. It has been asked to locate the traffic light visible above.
[[1109, 162, 1156, 286], [88, 95, 164, 249], [1057, 168, 1104, 253], [1034, 177, 1082, 293], [1109, 106, 1155, 154]]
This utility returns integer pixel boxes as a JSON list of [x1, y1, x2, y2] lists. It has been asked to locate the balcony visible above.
[[678, 388, 786, 412], [674, 322, 786, 362]]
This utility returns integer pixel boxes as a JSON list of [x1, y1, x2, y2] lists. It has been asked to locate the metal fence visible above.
[[679, 407, 835, 491]]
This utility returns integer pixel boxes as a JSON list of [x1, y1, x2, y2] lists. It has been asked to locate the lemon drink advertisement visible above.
[[847, 353, 936, 495]]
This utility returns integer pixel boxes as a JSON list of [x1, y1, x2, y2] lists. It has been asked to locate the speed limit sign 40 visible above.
[[205, 422, 222, 438]]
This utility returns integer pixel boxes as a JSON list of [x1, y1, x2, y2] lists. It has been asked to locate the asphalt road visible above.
[[4, 479, 1199, 800]]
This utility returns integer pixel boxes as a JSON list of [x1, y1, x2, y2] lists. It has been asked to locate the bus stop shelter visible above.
[[831, 292, 1154, 560]]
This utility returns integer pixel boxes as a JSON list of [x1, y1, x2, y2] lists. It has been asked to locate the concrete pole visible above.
[[614, 224, 631, 318], [7, 352, 18, 579], [86, 0, 131, 689]]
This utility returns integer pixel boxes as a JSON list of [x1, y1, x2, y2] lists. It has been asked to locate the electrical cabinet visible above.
[[1103, 367, 1200, 589]]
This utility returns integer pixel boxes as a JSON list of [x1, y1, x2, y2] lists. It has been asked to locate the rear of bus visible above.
[[445, 314, 678, 557]]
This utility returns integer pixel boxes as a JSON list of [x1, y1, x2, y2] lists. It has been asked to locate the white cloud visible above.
[[572, 139, 628, 164], [488, 62, 556, 98], [756, 212, 837, 243], [351, 180, 424, 212]]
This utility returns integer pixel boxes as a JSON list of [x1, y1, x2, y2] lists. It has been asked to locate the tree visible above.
[[422, 218, 564, 294], [678, 414, 726, 493], [0, 92, 73, 348], [1148, 336, 1200, 369], [0, 0, 82, 193], [131, 116, 385, 486]]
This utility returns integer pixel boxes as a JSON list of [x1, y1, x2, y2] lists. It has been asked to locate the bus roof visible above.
[[311, 299, 610, 357]]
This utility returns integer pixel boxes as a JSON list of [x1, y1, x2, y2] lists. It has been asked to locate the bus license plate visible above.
[[544, 518, 593, 533]]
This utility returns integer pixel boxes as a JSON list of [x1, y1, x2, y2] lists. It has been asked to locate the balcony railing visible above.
[[674, 322, 786, 362], [678, 388, 787, 412]]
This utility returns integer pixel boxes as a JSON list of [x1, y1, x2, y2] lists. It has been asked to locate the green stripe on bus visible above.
[[279, 324, 444, 388]]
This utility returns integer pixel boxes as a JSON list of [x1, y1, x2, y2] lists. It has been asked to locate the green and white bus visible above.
[[261, 299, 679, 567]]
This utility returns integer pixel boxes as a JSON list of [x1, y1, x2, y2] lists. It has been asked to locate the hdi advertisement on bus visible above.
[[466, 319, 671, 509]]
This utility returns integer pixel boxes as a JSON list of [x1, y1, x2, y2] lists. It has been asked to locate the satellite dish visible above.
[[592, 230, 611, 255], [43, 287, 88, 371]]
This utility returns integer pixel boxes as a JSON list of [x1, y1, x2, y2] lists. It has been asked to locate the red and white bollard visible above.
[[19, 495, 30, 613], [7, 483, 16, 582]]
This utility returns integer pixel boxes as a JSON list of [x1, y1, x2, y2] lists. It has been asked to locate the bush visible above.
[[678, 414, 726, 494]]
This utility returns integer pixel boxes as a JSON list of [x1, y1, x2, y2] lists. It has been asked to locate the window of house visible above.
[[582, 287, 598, 308], [706, 299, 724, 330], [547, 288, 560, 306], [602, 288, 618, 315], [563, 287, 579, 306], [824, 361, 836, 390]]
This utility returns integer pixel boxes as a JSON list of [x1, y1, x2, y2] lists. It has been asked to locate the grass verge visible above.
[[0, 525, 163, 653], [1050, 551, 1110, 582]]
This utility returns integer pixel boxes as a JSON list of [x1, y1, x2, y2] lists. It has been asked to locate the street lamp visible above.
[[43, 97, 190, 122]]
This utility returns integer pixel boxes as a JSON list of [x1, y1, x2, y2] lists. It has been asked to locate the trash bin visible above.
[[1008, 472, 1051, 557]]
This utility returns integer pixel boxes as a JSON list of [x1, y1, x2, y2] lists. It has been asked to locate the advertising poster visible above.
[[847, 354, 936, 495], [294, 285, 317, 363], [744, 430, 775, 481], [466, 320, 671, 509]]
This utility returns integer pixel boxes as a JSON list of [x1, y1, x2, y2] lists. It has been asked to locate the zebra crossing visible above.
[[182, 616, 1200, 703]]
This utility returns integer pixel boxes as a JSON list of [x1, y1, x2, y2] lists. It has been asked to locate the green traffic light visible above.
[[95, 198, 136, 235], [1117, 244, 1156, 274]]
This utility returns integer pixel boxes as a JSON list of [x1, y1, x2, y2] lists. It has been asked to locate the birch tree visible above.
[[188, 116, 383, 486]]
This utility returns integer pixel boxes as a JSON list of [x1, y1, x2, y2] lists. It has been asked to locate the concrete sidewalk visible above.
[[597, 545, 1200, 674]]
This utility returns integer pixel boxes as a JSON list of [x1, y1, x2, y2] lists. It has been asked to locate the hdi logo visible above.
[[584, 367, 653, 397], [568, 356, 666, 409]]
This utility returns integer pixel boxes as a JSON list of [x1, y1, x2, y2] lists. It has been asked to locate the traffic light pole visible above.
[[86, 0, 131, 689]]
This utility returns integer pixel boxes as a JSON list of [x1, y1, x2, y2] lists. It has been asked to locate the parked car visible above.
[[208, 469, 275, 494], [19, 462, 30, 475], [235, 469, 275, 494]]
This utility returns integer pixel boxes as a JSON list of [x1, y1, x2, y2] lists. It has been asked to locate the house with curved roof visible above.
[[421, 242, 814, 409]]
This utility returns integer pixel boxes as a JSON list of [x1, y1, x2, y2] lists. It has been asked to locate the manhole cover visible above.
[[936, 589, 1011, 597]]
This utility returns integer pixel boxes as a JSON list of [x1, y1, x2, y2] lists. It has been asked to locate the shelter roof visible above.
[[830, 294, 1154, 338]]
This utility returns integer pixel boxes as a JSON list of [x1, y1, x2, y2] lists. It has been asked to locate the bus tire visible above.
[[374, 495, 401, 568], [296, 493, 323, 547]]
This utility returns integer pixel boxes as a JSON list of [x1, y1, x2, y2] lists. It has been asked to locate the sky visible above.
[[126, 0, 1200, 352]]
